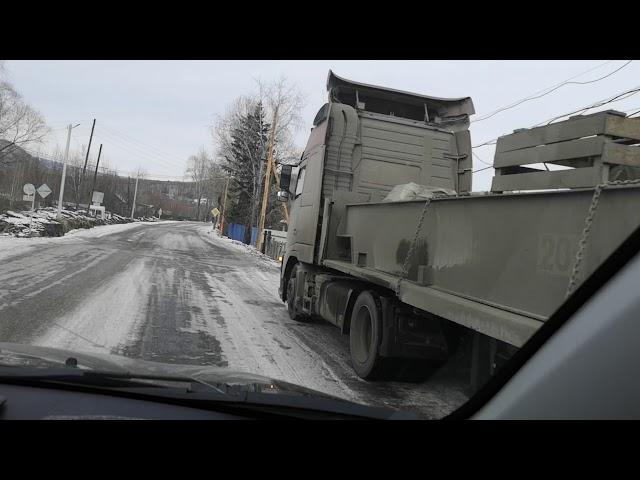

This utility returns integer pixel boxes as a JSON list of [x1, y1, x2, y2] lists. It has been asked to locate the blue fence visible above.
[[226, 223, 246, 243], [225, 223, 260, 247]]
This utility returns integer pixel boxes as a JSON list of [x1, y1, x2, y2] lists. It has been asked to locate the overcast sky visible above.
[[5, 60, 640, 191]]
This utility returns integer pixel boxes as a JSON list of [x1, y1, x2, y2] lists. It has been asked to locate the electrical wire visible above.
[[472, 60, 632, 123], [98, 123, 189, 167], [93, 130, 185, 174], [15, 146, 189, 181], [473, 151, 492, 166], [540, 86, 640, 126], [473, 84, 640, 149], [95, 128, 184, 168]]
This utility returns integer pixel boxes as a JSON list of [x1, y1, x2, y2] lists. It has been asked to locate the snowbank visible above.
[[0, 207, 141, 238], [0, 220, 177, 262], [0, 205, 170, 239], [200, 226, 281, 268]]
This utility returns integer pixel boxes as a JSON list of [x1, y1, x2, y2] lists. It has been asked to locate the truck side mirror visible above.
[[280, 164, 293, 192]]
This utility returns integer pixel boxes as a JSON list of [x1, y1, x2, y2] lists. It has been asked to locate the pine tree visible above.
[[222, 101, 270, 239]]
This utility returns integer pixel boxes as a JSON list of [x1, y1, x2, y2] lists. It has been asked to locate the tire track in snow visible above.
[[31, 257, 152, 354]]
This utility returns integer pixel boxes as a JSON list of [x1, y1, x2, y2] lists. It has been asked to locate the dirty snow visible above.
[[382, 182, 456, 202]]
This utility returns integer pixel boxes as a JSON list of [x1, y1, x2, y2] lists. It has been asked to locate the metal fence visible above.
[[223, 223, 287, 260], [262, 229, 287, 261], [225, 222, 260, 247]]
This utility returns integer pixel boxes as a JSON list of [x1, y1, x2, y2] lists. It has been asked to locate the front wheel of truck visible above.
[[349, 290, 393, 380], [286, 264, 308, 322]]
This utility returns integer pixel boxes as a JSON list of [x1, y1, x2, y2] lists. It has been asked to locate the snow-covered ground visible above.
[[0, 207, 145, 238], [0, 220, 177, 262]]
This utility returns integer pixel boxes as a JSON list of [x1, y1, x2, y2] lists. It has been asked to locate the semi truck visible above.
[[276, 70, 640, 389]]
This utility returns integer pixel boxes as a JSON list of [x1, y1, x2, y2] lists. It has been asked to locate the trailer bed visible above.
[[323, 185, 640, 346]]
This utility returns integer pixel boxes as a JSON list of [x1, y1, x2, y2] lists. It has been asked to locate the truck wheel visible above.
[[286, 264, 308, 322], [349, 291, 389, 380]]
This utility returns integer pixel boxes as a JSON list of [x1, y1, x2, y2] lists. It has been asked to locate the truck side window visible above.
[[295, 167, 306, 197]]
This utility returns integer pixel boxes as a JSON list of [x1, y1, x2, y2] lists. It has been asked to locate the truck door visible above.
[[287, 143, 325, 264]]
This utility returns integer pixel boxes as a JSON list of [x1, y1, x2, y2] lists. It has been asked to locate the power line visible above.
[[95, 128, 181, 167], [97, 132, 190, 175], [472, 60, 632, 123], [16, 146, 190, 181], [472, 151, 492, 166], [93, 130, 185, 174], [47, 122, 192, 176], [540, 86, 640, 126], [473, 84, 640, 149], [98, 123, 188, 167]]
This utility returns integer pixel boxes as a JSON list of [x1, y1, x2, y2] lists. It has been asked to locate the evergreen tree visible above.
[[222, 101, 270, 239]]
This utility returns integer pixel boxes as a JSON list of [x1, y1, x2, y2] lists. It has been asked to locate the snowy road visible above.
[[0, 221, 468, 418]]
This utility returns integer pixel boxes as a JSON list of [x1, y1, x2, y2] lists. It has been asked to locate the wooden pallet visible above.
[[490, 110, 640, 192]]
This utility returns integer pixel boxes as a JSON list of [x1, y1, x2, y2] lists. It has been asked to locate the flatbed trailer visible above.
[[276, 71, 640, 387]]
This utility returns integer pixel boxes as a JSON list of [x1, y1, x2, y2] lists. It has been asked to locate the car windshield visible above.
[[1, 60, 639, 419]]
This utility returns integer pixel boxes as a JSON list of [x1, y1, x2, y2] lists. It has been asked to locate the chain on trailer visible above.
[[566, 178, 640, 297], [395, 179, 640, 299], [396, 197, 433, 294]]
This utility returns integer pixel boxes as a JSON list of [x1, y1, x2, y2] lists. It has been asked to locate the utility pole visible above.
[[77, 118, 96, 208], [87, 144, 102, 215], [56, 124, 74, 219], [131, 170, 140, 219], [256, 106, 278, 252], [219, 175, 230, 234], [272, 167, 289, 223]]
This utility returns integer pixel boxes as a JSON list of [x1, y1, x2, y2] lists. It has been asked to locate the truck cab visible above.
[[279, 70, 475, 296]]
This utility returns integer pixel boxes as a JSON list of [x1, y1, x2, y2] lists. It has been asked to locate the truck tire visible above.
[[286, 264, 308, 322], [349, 290, 391, 380]]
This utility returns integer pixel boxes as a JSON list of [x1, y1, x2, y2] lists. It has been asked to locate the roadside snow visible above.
[[0, 221, 178, 262], [200, 226, 282, 268], [64, 220, 178, 239]]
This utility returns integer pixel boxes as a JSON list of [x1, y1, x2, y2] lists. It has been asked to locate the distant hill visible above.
[[0, 139, 35, 164]]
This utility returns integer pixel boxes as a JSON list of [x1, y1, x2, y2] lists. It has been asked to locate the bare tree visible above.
[[211, 77, 305, 233], [185, 147, 212, 221], [0, 78, 50, 166], [256, 76, 306, 162], [206, 160, 227, 207], [254, 77, 306, 233], [68, 145, 86, 208]]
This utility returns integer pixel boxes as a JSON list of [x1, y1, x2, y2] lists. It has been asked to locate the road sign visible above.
[[23, 191, 36, 211], [212, 207, 220, 217], [23, 183, 35, 195], [92, 191, 104, 205], [37, 184, 52, 199]]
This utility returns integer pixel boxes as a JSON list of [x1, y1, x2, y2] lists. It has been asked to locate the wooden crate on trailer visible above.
[[490, 110, 640, 192]]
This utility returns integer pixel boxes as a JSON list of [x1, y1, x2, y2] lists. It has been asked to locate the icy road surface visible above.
[[0, 221, 468, 418]]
